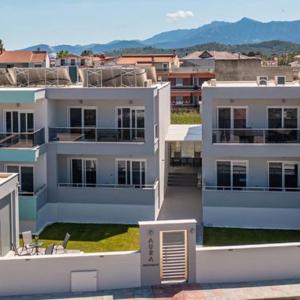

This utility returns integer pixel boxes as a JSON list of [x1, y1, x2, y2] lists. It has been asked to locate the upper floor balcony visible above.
[[49, 127, 145, 143], [0, 128, 46, 162], [213, 128, 300, 144]]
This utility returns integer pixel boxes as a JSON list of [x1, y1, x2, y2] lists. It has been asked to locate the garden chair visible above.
[[11, 243, 31, 256], [22, 231, 34, 254], [55, 232, 71, 254], [44, 244, 55, 255]]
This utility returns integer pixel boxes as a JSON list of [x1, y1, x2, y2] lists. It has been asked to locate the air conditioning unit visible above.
[[143, 79, 152, 87], [257, 76, 268, 86], [275, 75, 286, 86], [210, 79, 217, 87]]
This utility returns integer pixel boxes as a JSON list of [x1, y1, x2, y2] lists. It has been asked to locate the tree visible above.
[[57, 50, 70, 58], [0, 39, 4, 54], [81, 49, 93, 56]]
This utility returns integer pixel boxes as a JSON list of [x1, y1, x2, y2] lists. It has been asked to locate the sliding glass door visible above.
[[117, 160, 146, 187], [269, 162, 298, 191], [70, 159, 96, 187], [117, 107, 145, 141], [218, 107, 247, 129], [6, 165, 34, 194], [5, 111, 34, 133]]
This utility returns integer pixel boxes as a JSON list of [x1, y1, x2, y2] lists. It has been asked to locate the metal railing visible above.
[[19, 184, 47, 196], [204, 185, 300, 192], [213, 128, 300, 144], [49, 127, 145, 143], [57, 181, 158, 190], [0, 128, 45, 148]]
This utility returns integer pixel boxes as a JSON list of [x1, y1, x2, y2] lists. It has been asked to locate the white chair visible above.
[[22, 231, 34, 254]]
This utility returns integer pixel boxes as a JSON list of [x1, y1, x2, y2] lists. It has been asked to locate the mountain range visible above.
[[22, 18, 300, 54]]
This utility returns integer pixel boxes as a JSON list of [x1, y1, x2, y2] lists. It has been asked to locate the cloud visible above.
[[166, 10, 194, 22]]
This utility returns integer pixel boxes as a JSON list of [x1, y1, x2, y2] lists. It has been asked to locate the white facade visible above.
[[202, 81, 300, 229]]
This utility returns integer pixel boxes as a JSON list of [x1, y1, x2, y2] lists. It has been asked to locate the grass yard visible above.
[[171, 112, 201, 124], [33, 223, 140, 253], [204, 227, 300, 247]]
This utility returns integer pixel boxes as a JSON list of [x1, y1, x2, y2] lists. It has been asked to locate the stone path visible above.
[[4, 279, 300, 299]]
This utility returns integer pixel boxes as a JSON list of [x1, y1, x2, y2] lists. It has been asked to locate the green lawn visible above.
[[24, 224, 300, 253], [171, 112, 201, 124], [32, 223, 140, 253], [204, 227, 300, 247]]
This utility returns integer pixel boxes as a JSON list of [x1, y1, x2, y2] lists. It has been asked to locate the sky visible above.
[[1, 0, 300, 49]]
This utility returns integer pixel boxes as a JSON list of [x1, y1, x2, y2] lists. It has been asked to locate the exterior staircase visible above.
[[168, 172, 198, 187]]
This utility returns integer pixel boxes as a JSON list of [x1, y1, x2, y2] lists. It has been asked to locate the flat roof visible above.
[[0, 173, 18, 188], [203, 81, 300, 88], [166, 124, 202, 142]]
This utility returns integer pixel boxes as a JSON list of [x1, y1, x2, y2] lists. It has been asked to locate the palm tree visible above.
[[0, 39, 4, 54]]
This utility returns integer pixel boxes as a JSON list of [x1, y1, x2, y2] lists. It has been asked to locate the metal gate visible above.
[[160, 230, 188, 284]]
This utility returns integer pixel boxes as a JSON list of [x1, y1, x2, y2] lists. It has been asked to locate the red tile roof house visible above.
[[0, 50, 50, 68]]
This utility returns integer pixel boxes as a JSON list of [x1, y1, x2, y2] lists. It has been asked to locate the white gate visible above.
[[160, 230, 188, 284]]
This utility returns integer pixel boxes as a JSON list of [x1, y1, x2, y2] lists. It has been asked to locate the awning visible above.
[[166, 125, 202, 142]]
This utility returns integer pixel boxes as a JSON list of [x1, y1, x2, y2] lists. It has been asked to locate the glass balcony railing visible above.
[[204, 185, 300, 192], [0, 128, 45, 148], [49, 127, 145, 143], [213, 129, 300, 144]]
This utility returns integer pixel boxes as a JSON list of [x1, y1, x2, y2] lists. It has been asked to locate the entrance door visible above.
[[0, 195, 12, 256], [160, 230, 187, 284]]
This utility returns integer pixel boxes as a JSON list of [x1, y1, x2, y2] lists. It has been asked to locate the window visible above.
[[175, 78, 183, 87], [175, 97, 183, 105], [117, 160, 146, 187], [217, 107, 247, 129], [269, 162, 298, 190], [162, 63, 168, 71], [217, 161, 247, 189], [60, 59, 65, 66], [268, 108, 298, 128], [5, 111, 34, 133], [70, 59, 76, 66], [69, 107, 96, 127], [70, 159, 96, 186], [6, 165, 34, 194], [117, 107, 145, 140]]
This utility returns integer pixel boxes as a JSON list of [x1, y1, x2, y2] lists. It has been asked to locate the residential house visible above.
[[0, 66, 170, 232], [0, 50, 50, 68], [202, 79, 300, 229]]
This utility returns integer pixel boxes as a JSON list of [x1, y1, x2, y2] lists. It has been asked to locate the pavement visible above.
[[4, 279, 300, 299]]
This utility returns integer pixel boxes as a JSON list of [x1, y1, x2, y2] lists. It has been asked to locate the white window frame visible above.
[[67, 106, 98, 128], [3, 110, 34, 133], [115, 158, 147, 185], [216, 160, 248, 187], [5, 164, 35, 193], [68, 158, 97, 185], [267, 161, 299, 188], [115, 106, 145, 129], [217, 106, 248, 128], [266, 107, 299, 129]]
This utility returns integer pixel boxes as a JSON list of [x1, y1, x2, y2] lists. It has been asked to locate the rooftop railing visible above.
[[204, 185, 300, 192], [213, 128, 300, 144], [49, 127, 145, 143], [0, 128, 45, 148], [57, 181, 158, 190]]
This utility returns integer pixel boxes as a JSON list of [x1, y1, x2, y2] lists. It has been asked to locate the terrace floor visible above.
[[5, 279, 300, 299]]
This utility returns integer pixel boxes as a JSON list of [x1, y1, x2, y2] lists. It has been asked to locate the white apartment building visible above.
[[0, 66, 170, 232], [202, 79, 300, 229]]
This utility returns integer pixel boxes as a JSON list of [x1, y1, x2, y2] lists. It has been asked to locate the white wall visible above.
[[197, 243, 300, 283], [0, 251, 141, 297]]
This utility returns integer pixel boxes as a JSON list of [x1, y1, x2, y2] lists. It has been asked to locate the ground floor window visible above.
[[117, 159, 146, 187], [269, 162, 298, 190], [6, 165, 34, 194], [70, 159, 96, 186], [217, 161, 247, 189]]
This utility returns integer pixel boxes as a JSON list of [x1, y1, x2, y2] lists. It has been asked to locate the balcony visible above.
[[0, 128, 45, 162], [49, 127, 145, 143], [213, 129, 300, 144], [204, 186, 300, 192], [56, 181, 159, 206]]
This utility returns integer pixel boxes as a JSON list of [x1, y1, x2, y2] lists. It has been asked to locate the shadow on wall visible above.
[[39, 223, 138, 242]]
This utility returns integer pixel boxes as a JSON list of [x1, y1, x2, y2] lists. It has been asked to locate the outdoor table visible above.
[[30, 241, 43, 255]]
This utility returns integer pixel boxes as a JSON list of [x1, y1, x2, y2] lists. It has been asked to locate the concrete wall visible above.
[[0, 251, 140, 296], [215, 60, 294, 81], [197, 243, 300, 284]]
